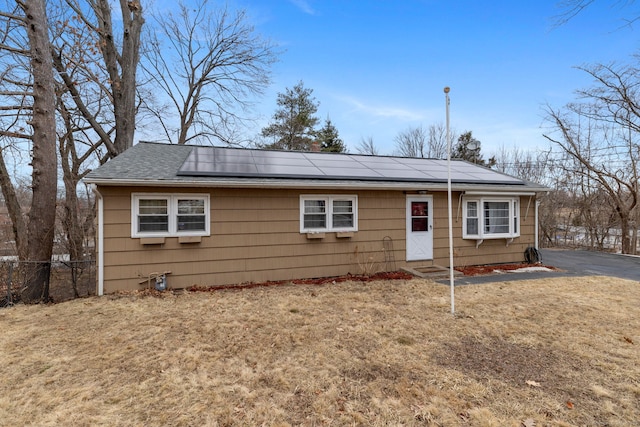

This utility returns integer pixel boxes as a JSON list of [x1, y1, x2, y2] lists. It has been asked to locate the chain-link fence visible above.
[[0, 259, 96, 306]]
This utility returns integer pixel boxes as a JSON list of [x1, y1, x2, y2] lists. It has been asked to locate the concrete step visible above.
[[401, 265, 463, 279]]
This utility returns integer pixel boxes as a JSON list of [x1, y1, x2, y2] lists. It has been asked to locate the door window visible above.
[[411, 201, 429, 232]]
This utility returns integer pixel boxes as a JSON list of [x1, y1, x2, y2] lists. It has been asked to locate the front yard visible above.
[[1, 275, 638, 426]]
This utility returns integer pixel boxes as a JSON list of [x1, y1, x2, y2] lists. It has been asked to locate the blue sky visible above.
[[230, 0, 639, 156]]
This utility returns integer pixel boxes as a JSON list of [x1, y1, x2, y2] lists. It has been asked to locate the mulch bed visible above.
[[109, 271, 415, 298], [456, 263, 557, 276], [186, 271, 415, 293], [118, 265, 560, 298], [187, 271, 414, 292]]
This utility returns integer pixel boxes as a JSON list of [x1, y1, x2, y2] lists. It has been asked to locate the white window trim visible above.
[[299, 195, 358, 233], [462, 196, 520, 240], [131, 193, 210, 238]]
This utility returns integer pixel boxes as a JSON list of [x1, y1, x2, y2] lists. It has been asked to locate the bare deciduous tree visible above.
[[394, 123, 452, 159], [356, 136, 379, 155], [544, 61, 640, 254], [493, 145, 554, 186], [143, 0, 277, 145], [1, 0, 145, 302], [427, 123, 451, 159], [492, 144, 574, 249], [63, 0, 144, 156], [56, 96, 100, 297], [0, 0, 58, 303], [0, 3, 32, 261], [47, 0, 138, 296], [394, 125, 427, 158]]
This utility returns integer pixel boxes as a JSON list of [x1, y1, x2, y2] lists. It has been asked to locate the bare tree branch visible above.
[[51, 47, 117, 156], [0, 10, 26, 22], [552, 0, 596, 27], [356, 136, 379, 155], [142, 0, 277, 145], [544, 81, 639, 253]]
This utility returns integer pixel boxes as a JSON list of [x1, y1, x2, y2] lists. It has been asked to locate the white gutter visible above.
[[84, 177, 549, 193], [91, 184, 104, 296], [463, 191, 537, 196]]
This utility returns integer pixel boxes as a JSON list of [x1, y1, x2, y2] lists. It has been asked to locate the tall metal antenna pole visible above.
[[444, 86, 455, 314]]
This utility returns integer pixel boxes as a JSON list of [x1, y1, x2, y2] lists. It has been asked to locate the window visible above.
[[177, 198, 206, 231], [132, 194, 210, 238], [410, 201, 429, 231], [463, 196, 520, 239], [303, 199, 327, 229], [138, 199, 169, 233], [484, 201, 509, 234], [466, 201, 478, 235], [300, 195, 357, 233]]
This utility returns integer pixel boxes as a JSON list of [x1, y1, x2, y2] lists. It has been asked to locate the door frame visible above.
[[406, 195, 434, 261]]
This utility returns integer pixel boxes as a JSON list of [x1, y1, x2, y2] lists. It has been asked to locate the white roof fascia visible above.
[[463, 191, 537, 196], [84, 177, 548, 193]]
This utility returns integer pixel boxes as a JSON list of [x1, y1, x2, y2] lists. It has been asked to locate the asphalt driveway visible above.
[[539, 248, 640, 280], [446, 248, 640, 285]]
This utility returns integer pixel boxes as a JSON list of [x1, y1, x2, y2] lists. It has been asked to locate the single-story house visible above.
[[84, 142, 548, 295]]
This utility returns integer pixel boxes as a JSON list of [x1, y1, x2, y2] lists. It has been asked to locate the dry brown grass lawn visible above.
[[1, 275, 639, 426]]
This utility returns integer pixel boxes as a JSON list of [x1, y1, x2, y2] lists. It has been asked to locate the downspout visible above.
[[535, 199, 540, 250], [91, 184, 104, 296]]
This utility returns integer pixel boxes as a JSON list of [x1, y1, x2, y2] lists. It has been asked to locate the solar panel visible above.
[[177, 146, 524, 185]]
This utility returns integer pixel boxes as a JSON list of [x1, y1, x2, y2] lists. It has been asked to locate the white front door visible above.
[[406, 196, 433, 261]]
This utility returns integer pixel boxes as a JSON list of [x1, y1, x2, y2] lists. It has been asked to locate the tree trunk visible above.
[[0, 149, 27, 260], [94, 0, 143, 155], [62, 169, 85, 298], [633, 208, 639, 255], [57, 94, 90, 298], [619, 213, 632, 255], [20, 0, 58, 303]]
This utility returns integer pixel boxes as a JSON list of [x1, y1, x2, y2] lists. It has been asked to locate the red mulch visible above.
[[456, 263, 556, 277], [186, 271, 415, 293], [133, 265, 558, 297]]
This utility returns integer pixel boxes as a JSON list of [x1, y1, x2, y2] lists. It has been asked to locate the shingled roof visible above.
[[84, 141, 548, 192]]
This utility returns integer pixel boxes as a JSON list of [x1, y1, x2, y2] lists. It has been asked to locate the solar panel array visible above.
[[177, 146, 524, 185]]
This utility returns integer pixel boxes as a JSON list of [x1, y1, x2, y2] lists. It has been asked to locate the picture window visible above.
[[463, 197, 519, 239]]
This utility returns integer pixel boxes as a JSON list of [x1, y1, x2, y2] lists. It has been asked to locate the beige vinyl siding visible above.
[[98, 186, 536, 293]]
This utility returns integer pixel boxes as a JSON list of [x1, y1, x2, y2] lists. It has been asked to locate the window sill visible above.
[[306, 232, 325, 239], [140, 237, 165, 245], [465, 236, 518, 248], [179, 235, 202, 244], [336, 231, 354, 238]]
